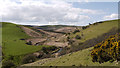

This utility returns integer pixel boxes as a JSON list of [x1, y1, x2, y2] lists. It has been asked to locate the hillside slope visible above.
[[2, 22, 49, 59], [22, 19, 119, 66], [23, 47, 118, 66], [70, 20, 118, 42]]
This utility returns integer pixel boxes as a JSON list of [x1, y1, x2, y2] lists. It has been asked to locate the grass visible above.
[[2, 19, 119, 66], [70, 20, 118, 42], [23, 19, 119, 66], [42, 47, 118, 66], [24, 47, 118, 66], [2, 22, 50, 57]]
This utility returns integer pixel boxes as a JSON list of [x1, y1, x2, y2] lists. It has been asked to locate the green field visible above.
[[2, 22, 49, 57]]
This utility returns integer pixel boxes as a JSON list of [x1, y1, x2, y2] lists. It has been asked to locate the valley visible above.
[[1, 19, 120, 68]]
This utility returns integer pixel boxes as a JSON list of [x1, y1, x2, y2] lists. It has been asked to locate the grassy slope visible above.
[[23, 47, 117, 66], [70, 20, 118, 42], [42, 47, 117, 66], [26, 20, 119, 66], [2, 22, 49, 57]]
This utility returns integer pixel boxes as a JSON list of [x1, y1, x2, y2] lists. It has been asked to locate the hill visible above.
[[2, 22, 50, 65], [1, 22, 80, 67], [70, 20, 118, 42], [23, 47, 118, 66], [22, 19, 119, 66]]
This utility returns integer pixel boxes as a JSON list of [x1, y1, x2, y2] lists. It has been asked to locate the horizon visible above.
[[1, 19, 118, 26]]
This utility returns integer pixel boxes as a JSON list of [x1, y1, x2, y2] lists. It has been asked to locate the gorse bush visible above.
[[91, 33, 120, 63]]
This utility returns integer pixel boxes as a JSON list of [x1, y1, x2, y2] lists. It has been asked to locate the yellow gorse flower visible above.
[[91, 33, 120, 63]]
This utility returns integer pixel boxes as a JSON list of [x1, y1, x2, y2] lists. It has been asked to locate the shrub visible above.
[[97, 21, 103, 23], [59, 47, 70, 56], [38, 51, 44, 58], [7, 55, 14, 60], [75, 35, 81, 39], [93, 23, 98, 25], [42, 54, 51, 58], [20, 38, 25, 40], [2, 60, 16, 68], [91, 33, 120, 63], [42, 46, 58, 54], [82, 26, 89, 30], [68, 39, 75, 45], [73, 30, 80, 34], [89, 23, 91, 25], [21, 54, 36, 64], [48, 46, 57, 51], [82, 26, 87, 29], [42, 47, 49, 54], [26, 41, 32, 45]]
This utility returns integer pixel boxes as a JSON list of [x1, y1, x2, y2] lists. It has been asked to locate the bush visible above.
[[42, 47, 49, 54], [2, 60, 16, 68], [89, 23, 91, 25], [93, 23, 98, 25], [20, 38, 25, 40], [59, 47, 70, 56], [73, 30, 80, 34], [68, 39, 75, 45], [82, 26, 89, 30], [26, 41, 32, 45], [48, 46, 57, 51], [42, 53, 51, 58], [21, 54, 36, 64], [91, 33, 120, 63], [42, 46, 58, 54], [97, 21, 103, 23], [38, 51, 44, 58], [75, 35, 81, 39], [7, 55, 14, 60], [82, 26, 87, 29]]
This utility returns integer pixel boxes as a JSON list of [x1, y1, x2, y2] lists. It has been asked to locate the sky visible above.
[[0, 0, 119, 26]]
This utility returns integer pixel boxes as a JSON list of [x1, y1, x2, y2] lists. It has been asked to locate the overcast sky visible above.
[[0, 0, 119, 26]]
